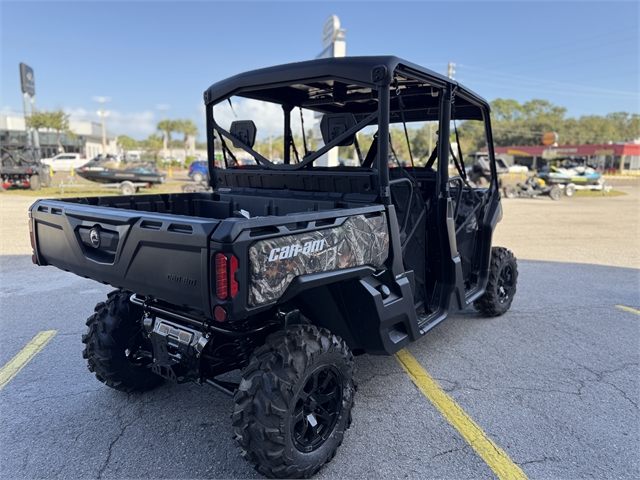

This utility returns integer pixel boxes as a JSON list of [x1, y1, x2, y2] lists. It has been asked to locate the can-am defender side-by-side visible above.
[[29, 56, 518, 478]]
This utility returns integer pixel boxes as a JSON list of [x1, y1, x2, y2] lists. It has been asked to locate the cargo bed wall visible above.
[[31, 200, 219, 316]]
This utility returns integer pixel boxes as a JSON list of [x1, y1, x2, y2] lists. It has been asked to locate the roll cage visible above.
[[204, 56, 500, 204]]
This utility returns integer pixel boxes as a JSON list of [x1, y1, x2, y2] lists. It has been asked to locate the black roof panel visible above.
[[204, 56, 489, 117]]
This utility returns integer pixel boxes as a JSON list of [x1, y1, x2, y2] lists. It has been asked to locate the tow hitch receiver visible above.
[[143, 317, 208, 382]]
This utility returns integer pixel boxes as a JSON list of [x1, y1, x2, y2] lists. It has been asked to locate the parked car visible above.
[[41, 153, 87, 172], [188, 159, 208, 182], [508, 164, 529, 173]]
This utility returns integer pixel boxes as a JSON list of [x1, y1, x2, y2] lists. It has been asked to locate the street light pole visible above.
[[157, 104, 169, 160], [92, 96, 111, 155]]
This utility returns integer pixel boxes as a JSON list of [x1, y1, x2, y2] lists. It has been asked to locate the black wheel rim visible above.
[[497, 264, 515, 304], [292, 365, 343, 453]]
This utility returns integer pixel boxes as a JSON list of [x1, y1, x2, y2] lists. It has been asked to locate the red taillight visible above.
[[230, 255, 239, 298], [215, 253, 228, 299]]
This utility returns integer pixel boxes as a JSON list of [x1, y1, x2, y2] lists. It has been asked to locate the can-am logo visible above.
[[268, 239, 326, 262]]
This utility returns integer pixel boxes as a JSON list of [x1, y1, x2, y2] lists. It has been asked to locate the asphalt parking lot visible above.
[[1, 181, 638, 479]]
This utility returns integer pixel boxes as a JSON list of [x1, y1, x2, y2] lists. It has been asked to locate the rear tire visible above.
[[192, 172, 204, 182], [232, 325, 355, 479], [29, 175, 41, 191], [549, 185, 562, 201], [82, 290, 163, 393], [474, 247, 518, 317]]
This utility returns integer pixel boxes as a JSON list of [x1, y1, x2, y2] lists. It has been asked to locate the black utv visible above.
[[29, 56, 518, 478], [1, 146, 51, 191]]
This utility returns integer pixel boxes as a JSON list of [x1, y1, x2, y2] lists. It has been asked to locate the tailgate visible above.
[[30, 200, 219, 315]]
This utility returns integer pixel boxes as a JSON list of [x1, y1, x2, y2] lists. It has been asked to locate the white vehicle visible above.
[[41, 153, 87, 172], [508, 164, 529, 173]]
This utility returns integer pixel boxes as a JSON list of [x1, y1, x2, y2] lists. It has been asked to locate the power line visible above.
[[477, 35, 637, 73], [458, 64, 639, 98], [476, 26, 638, 70], [498, 49, 638, 78]]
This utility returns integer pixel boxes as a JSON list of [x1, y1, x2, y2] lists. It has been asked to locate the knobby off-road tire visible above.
[[474, 247, 518, 317], [29, 174, 41, 191], [232, 325, 355, 479], [82, 290, 163, 393]]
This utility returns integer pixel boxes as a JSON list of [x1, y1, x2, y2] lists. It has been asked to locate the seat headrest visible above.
[[320, 113, 357, 146], [229, 120, 257, 148]]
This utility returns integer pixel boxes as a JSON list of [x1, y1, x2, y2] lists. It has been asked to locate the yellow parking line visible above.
[[395, 349, 528, 480], [0, 330, 57, 391], [615, 305, 640, 316]]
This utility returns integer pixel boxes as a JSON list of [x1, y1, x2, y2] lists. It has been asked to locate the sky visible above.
[[1, 1, 638, 141]]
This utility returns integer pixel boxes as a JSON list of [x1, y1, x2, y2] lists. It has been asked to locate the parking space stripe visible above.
[[615, 305, 640, 316], [395, 349, 528, 480], [0, 330, 57, 391]]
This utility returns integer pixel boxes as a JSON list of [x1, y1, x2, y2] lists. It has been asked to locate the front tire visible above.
[[474, 247, 518, 317], [232, 325, 355, 479], [82, 290, 163, 392], [504, 185, 517, 199]]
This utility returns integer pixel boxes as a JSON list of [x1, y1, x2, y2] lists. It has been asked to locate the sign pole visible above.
[[30, 94, 40, 154], [22, 92, 32, 148], [314, 15, 346, 167]]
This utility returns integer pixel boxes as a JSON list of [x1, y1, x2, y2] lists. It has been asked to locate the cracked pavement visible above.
[[1, 254, 637, 479]]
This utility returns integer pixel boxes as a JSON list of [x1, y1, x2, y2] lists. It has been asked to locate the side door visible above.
[[448, 105, 499, 292]]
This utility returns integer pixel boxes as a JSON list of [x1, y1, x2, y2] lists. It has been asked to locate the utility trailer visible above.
[[29, 56, 518, 478]]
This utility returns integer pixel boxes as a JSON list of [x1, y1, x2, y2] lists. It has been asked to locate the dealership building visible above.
[[494, 142, 640, 173], [0, 114, 118, 159]]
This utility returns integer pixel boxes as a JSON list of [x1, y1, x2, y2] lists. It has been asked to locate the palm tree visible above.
[[141, 134, 163, 162], [157, 119, 180, 159], [117, 135, 138, 156], [181, 119, 199, 159]]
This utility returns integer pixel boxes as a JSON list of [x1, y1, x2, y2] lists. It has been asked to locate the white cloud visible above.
[[65, 107, 157, 139], [211, 98, 317, 139]]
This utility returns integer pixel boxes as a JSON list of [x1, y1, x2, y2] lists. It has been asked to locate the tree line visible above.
[[118, 119, 199, 162], [457, 99, 639, 155], [23, 100, 638, 163], [25, 109, 75, 152], [243, 99, 639, 165]]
